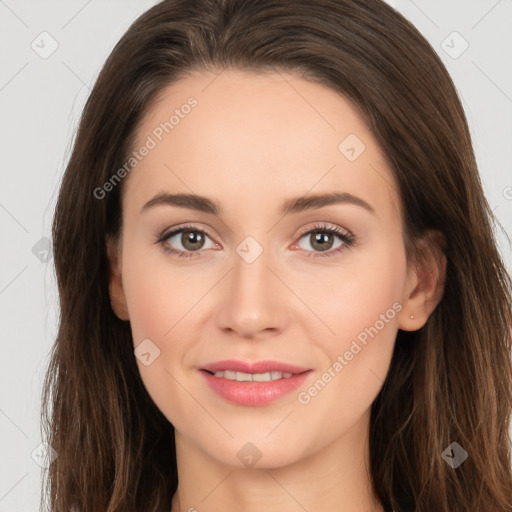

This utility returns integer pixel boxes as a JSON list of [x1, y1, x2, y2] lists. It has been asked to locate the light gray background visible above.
[[0, 0, 511, 510]]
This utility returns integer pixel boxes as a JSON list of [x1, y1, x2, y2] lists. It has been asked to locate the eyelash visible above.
[[156, 223, 356, 259]]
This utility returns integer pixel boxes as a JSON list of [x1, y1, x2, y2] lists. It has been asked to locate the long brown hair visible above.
[[41, 0, 512, 510]]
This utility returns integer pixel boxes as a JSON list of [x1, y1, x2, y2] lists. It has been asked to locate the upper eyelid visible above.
[[160, 224, 216, 244], [296, 223, 351, 238]]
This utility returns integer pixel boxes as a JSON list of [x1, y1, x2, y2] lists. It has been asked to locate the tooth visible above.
[[252, 372, 272, 382], [212, 370, 294, 382]]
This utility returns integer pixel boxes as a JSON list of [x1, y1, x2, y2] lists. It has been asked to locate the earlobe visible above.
[[106, 236, 130, 321], [398, 230, 447, 331]]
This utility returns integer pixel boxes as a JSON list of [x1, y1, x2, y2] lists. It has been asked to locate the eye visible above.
[[294, 223, 356, 258], [157, 225, 218, 258]]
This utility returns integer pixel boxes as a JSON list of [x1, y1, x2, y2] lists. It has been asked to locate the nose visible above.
[[214, 241, 289, 340]]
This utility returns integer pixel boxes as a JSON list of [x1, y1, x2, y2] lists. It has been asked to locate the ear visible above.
[[398, 230, 447, 331], [106, 235, 130, 321]]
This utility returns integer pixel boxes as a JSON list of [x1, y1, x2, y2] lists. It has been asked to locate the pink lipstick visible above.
[[200, 359, 312, 406]]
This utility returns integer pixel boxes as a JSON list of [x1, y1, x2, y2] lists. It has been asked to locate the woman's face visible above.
[[108, 69, 419, 469]]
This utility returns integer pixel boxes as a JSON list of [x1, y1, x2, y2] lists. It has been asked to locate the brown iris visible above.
[[180, 230, 205, 251]]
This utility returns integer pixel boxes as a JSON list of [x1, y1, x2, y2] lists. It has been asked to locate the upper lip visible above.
[[201, 359, 310, 375]]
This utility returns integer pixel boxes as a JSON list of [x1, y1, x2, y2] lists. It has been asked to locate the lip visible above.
[[201, 359, 310, 374], [200, 359, 312, 406]]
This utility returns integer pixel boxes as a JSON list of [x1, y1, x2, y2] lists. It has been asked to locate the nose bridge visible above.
[[215, 234, 288, 337], [233, 235, 272, 296]]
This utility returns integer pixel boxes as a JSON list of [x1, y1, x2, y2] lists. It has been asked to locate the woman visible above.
[[41, 0, 512, 510]]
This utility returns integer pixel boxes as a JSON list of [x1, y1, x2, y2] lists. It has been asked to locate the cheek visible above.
[[294, 235, 406, 349], [122, 259, 203, 429], [124, 277, 170, 346], [292, 240, 406, 414], [120, 244, 212, 417], [122, 240, 202, 344]]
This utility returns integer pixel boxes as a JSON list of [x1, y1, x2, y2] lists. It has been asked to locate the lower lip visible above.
[[201, 370, 311, 406]]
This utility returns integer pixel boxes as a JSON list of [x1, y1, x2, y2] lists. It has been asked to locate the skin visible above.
[[107, 69, 446, 512]]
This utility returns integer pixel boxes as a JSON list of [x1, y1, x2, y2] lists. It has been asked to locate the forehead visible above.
[[125, 69, 400, 221]]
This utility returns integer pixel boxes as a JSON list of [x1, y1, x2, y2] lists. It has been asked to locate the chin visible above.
[[197, 432, 312, 470]]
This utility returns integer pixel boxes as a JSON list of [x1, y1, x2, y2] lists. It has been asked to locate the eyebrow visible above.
[[141, 191, 375, 216]]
